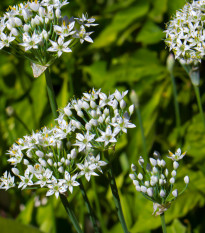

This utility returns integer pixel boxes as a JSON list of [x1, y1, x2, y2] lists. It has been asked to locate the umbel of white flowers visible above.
[[0, 89, 136, 199], [164, 0, 205, 65], [0, 0, 97, 75], [129, 148, 189, 216]]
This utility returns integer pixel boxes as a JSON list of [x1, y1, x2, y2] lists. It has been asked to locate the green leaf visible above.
[[93, 1, 149, 48], [167, 0, 186, 15], [136, 20, 164, 45], [36, 200, 56, 233], [149, 0, 167, 23], [167, 219, 187, 233], [0, 217, 43, 233]]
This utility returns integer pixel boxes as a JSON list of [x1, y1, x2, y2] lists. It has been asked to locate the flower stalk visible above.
[[60, 194, 83, 233], [79, 180, 101, 233], [44, 68, 58, 119], [160, 213, 167, 233], [107, 163, 129, 233]]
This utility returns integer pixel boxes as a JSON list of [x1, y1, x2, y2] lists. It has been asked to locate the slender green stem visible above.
[[170, 72, 181, 141], [60, 194, 83, 233], [107, 164, 129, 233], [44, 68, 58, 119], [193, 85, 205, 129], [91, 177, 107, 233], [79, 180, 101, 233], [136, 107, 147, 159], [160, 213, 167, 233]]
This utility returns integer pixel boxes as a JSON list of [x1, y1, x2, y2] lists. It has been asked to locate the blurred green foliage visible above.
[[0, 0, 205, 232]]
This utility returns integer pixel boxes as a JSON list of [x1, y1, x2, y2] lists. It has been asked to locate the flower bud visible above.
[[77, 110, 84, 118], [23, 159, 29, 165], [133, 180, 139, 186], [147, 187, 153, 197], [14, 17, 22, 27], [160, 189, 166, 197], [58, 166, 64, 173], [135, 185, 141, 191], [11, 28, 19, 36], [141, 186, 147, 193], [184, 176, 189, 184], [120, 99, 126, 109], [90, 100, 96, 109], [129, 174, 135, 180], [150, 158, 157, 166], [82, 101, 90, 109], [36, 150, 44, 158], [171, 170, 177, 177], [55, 8, 61, 18], [129, 104, 135, 116], [23, 24, 31, 32], [47, 159, 53, 166], [172, 189, 178, 197], [130, 90, 139, 108], [145, 181, 150, 187], [138, 173, 143, 180], [169, 177, 175, 184], [39, 7, 46, 17], [173, 161, 179, 170], [138, 156, 144, 166], [131, 163, 136, 172]]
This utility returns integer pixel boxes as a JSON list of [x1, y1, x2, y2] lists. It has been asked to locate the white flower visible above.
[[75, 13, 98, 27], [35, 169, 53, 187], [47, 37, 72, 57], [96, 125, 117, 147], [167, 148, 186, 161], [73, 25, 93, 44], [77, 160, 98, 181], [18, 169, 33, 190], [54, 21, 75, 37], [74, 131, 95, 152], [46, 178, 66, 199], [0, 33, 15, 49], [0, 171, 15, 190], [59, 171, 79, 193]]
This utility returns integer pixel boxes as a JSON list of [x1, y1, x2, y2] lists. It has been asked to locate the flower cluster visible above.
[[0, 0, 97, 71], [165, 0, 205, 65], [56, 89, 136, 153], [0, 89, 136, 198], [129, 148, 189, 215]]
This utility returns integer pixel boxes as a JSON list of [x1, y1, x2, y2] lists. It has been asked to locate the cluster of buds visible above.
[[129, 149, 189, 215], [165, 0, 205, 65], [0, 89, 136, 198], [0, 0, 97, 76]]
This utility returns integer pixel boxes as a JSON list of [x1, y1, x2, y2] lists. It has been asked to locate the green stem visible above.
[[107, 164, 129, 233], [60, 194, 83, 233], [44, 68, 58, 119], [136, 107, 147, 159], [170, 72, 181, 141], [79, 180, 101, 233], [193, 85, 205, 129], [91, 177, 107, 233], [160, 213, 167, 233]]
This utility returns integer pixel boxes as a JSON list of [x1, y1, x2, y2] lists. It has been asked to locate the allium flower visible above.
[[165, 0, 205, 64], [56, 89, 136, 154], [167, 148, 186, 161], [0, 125, 106, 198], [0, 0, 97, 76], [129, 149, 189, 216]]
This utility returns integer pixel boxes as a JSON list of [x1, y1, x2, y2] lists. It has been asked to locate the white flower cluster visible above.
[[129, 148, 189, 215], [56, 89, 136, 152], [0, 0, 97, 66], [0, 89, 136, 198], [0, 125, 106, 199], [165, 0, 205, 65]]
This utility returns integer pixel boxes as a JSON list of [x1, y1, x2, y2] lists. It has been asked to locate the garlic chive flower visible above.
[[56, 89, 136, 155], [0, 125, 106, 199], [130, 149, 189, 216], [0, 0, 97, 75], [165, 0, 205, 64]]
